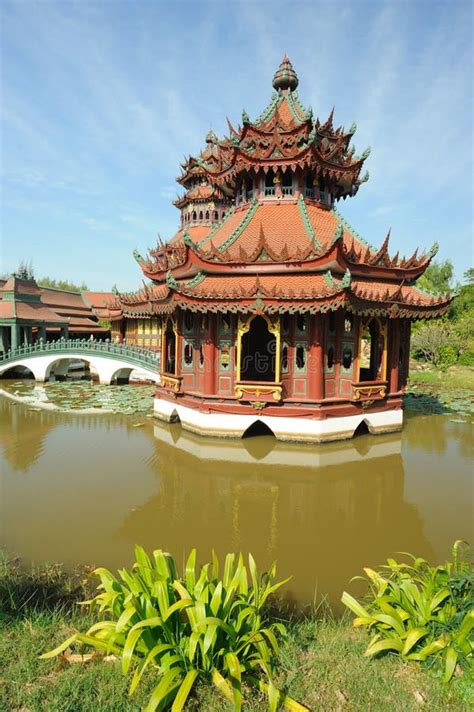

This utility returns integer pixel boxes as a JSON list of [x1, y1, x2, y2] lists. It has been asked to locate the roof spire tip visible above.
[[272, 55, 298, 92]]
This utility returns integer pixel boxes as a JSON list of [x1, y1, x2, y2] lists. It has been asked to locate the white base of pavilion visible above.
[[153, 397, 403, 443]]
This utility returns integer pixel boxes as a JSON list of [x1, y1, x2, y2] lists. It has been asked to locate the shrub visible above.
[[458, 348, 474, 366], [437, 345, 458, 369], [41, 547, 307, 711], [342, 542, 473, 682], [411, 321, 460, 366]]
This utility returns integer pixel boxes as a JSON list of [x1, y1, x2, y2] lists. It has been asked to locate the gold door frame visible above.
[[236, 313, 281, 383]]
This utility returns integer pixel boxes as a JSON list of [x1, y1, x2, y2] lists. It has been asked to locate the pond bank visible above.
[[0, 559, 472, 711]]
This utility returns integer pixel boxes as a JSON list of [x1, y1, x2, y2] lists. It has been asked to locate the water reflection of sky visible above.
[[0, 394, 472, 610]]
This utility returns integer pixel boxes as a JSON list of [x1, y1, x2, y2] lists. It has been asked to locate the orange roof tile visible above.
[[177, 273, 341, 300]]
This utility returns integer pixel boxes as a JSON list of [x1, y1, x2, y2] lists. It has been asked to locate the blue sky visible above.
[[1, 0, 472, 291]]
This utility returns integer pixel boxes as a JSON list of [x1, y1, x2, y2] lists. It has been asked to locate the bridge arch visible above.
[[0, 364, 35, 380], [110, 367, 133, 385], [45, 358, 95, 382], [0, 340, 160, 385]]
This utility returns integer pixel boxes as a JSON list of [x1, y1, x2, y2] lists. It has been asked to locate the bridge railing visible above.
[[0, 338, 160, 370]]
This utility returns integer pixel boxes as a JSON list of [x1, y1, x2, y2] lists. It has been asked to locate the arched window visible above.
[[192, 211, 197, 222], [295, 345, 306, 370], [214, 210, 219, 221], [199, 211, 203, 221], [327, 346, 335, 370], [221, 211, 226, 219], [281, 343, 289, 373], [205, 210, 209, 221], [342, 347, 353, 371], [184, 343, 194, 365]]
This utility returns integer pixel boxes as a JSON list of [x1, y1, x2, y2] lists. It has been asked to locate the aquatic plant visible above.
[[342, 541, 474, 681], [41, 546, 307, 711]]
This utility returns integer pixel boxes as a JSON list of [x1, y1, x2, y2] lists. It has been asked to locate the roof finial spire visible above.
[[272, 54, 298, 92]]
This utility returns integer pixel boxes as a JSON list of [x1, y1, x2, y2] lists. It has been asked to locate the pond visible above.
[[1, 380, 473, 611]]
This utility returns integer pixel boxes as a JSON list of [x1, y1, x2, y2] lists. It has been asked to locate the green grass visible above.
[[1, 558, 473, 711], [409, 364, 474, 391]]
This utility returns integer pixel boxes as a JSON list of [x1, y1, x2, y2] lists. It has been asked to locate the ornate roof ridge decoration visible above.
[[412, 282, 451, 301], [297, 195, 324, 252], [171, 58, 369, 197], [217, 198, 259, 252], [133, 248, 145, 264], [184, 271, 207, 289], [341, 268, 352, 288], [198, 207, 235, 247], [172, 272, 347, 302], [332, 206, 375, 250], [166, 271, 179, 290], [194, 218, 335, 265]]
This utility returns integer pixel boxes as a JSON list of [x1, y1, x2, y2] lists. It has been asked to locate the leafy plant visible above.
[[41, 547, 307, 711], [342, 541, 474, 682]]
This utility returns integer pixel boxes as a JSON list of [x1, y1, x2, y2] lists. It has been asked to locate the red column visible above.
[[389, 319, 400, 394], [203, 314, 216, 396], [308, 314, 324, 400]]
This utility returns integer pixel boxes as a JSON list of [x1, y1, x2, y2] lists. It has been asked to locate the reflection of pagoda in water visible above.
[[119, 422, 433, 609]]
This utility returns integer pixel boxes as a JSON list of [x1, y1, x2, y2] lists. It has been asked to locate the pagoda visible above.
[[112, 57, 451, 442]]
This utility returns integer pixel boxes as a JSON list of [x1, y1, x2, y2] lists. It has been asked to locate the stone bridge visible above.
[[0, 339, 160, 385]]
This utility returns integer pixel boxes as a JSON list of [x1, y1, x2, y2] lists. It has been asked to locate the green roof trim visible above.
[[133, 248, 144, 263], [184, 271, 207, 289], [218, 198, 259, 252], [330, 222, 344, 248], [341, 269, 352, 288], [332, 206, 375, 250], [166, 271, 179, 290], [198, 207, 236, 248], [297, 195, 323, 252], [324, 271, 335, 289], [254, 91, 281, 124], [182, 229, 194, 248]]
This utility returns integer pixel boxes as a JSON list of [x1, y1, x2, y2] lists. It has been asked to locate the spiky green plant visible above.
[[342, 541, 474, 682], [41, 547, 307, 711]]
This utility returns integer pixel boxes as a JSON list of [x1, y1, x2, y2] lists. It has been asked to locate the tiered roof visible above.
[[177, 55, 368, 199], [0, 278, 115, 333], [114, 58, 452, 321]]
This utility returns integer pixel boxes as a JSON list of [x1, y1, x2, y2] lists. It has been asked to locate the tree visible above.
[[463, 267, 474, 285], [14, 260, 35, 280], [417, 259, 454, 295], [37, 277, 89, 293], [411, 321, 459, 367]]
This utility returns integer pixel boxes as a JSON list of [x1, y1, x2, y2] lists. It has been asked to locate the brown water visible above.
[[1, 389, 473, 610]]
